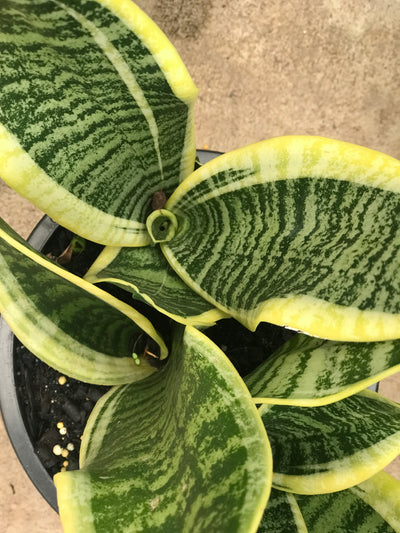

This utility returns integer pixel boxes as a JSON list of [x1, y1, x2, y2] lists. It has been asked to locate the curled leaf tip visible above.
[[146, 209, 178, 243]]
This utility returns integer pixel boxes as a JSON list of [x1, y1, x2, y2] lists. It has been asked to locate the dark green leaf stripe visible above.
[[295, 472, 400, 532], [260, 390, 400, 494], [258, 489, 307, 533], [85, 245, 227, 326], [246, 334, 400, 406], [55, 326, 272, 533], [160, 136, 400, 341], [0, 217, 167, 383], [0, 0, 197, 246]]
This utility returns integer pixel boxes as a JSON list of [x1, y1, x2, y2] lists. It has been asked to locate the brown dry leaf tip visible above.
[[46, 243, 73, 265], [144, 346, 159, 359], [56, 243, 73, 266], [151, 190, 167, 210]]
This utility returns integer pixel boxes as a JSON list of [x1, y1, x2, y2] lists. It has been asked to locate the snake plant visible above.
[[0, 1, 399, 531]]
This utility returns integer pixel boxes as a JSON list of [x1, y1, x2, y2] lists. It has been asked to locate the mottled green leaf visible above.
[[54, 326, 272, 533], [85, 244, 227, 326], [260, 390, 400, 494], [246, 334, 400, 406], [158, 136, 400, 341], [0, 217, 167, 384], [295, 471, 400, 532], [0, 0, 197, 246]]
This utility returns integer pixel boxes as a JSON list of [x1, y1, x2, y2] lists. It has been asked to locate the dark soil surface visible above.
[[14, 224, 294, 480], [14, 344, 109, 477]]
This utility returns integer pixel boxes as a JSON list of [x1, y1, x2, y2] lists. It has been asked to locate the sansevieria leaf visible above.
[[246, 334, 400, 406], [260, 389, 400, 494], [258, 488, 307, 533], [54, 326, 272, 533], [0, 217, 167, 384], [85, 244, 227, 326], [154, 136, 400, 341], [0, 0, 197, 246], [295, 471, 400, 532]]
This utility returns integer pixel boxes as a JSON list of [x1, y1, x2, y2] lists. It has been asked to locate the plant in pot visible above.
[[0, 1, 400, 532]]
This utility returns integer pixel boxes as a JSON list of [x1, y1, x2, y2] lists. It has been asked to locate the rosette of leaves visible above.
[[0, 1, 399, 532]]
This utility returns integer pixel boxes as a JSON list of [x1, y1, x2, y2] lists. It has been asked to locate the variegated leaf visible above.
[[0, 0, 197, 246], [295, 471, 400, 532], [0, 217, 167, 384], [258, 488, 307, 533], [54, 326, 272, 533], [85, 244, 227, 326], [154, 136, 400, 341], [260, 390, 400, 494], [246, 334, 400, 406]]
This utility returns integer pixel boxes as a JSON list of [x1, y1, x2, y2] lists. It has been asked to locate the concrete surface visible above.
[[1, 1, 399, 531]]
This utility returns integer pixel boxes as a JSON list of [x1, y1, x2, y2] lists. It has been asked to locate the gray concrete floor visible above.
[[1, 1, 400, 531]]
